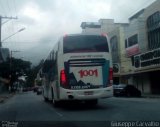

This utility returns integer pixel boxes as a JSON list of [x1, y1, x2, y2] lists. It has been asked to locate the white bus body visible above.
[[42, 34, 113, 106]]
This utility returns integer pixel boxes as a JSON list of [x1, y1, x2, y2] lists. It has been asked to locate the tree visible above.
[[26, 59, 44, 87], [0, 57, 31, 87], [0, 59, 10, 79]]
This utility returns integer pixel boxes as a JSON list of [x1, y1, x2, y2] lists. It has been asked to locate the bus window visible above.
[[63, 35, 109, 53]]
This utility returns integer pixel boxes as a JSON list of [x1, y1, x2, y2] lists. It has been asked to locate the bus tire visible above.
[[52, 89, 60, 107], [53, 99, 60, 107], [85, 99, 98, 105], [42, 90, 48, 102]]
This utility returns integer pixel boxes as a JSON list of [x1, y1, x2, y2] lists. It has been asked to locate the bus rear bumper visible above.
[[59, 86, 113, 100]]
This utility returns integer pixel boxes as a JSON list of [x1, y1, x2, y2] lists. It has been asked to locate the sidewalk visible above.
[[142, 93, 160, 99], [0, 92, 14, 103]]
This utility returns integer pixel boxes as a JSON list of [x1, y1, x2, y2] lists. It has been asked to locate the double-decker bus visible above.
[[41, 34, 113, 107]]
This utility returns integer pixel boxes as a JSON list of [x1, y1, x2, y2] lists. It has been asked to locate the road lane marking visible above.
[[55, 110, 63, 117], [51, 108, 63, 117]]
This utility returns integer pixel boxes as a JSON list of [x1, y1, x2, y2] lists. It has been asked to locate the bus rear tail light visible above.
[[60, 69, 68, 86], [108, 68, 113, 86]]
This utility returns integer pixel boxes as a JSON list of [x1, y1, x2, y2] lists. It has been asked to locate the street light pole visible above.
[[2, 27, 25, 42]]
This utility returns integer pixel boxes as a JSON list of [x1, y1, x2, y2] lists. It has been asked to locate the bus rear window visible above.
[[63, 35, 109, 53]]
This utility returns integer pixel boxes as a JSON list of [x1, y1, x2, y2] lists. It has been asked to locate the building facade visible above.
[[129, 0, 160, 94], [81, 0, 160, 95], [81, 19, 130, 85]]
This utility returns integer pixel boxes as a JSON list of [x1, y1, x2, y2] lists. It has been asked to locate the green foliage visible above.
[[35, 79, 42, 86], [0, 57, 31, 85], [0, 58, 44, 87], [26, 59, 44, 87], [0, 59, 10, 79]]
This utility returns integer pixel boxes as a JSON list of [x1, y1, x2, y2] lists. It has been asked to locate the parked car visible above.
[[113, 84, 141, 97], [27, 87, 33, 91], [22, 87, 28, 92], [37, 87, 42, 95], [33, 87, 38, 92]]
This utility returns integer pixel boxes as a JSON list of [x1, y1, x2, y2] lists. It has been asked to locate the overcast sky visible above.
[[0, 0, 156, 65]]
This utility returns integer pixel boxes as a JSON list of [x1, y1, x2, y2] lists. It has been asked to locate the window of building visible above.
[[147, 11, 160, 50], [128, 34, 138, 47], [147, 11, 160, 29], [110, 36, 118, 52]]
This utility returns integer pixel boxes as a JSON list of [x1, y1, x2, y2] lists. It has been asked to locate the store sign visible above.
[[134, 48, 160, 68]]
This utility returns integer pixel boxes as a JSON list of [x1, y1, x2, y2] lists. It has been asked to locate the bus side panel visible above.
[[51, 80, 59, 100], [42, 79, 49, 99], [52, 41, 62, 101]]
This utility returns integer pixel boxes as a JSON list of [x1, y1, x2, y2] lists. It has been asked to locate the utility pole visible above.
[[9, 50, 20, 92], [0, 16, 1, 47], [0, 16, 18, 47]]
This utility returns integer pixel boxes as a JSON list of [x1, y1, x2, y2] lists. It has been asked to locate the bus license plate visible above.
[[84, 91, 93, 95]]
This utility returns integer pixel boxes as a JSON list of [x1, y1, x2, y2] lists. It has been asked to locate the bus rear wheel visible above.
[[43, 91, 48, 102], [52, 91, 60, 107], [53, 98, 60, 107]]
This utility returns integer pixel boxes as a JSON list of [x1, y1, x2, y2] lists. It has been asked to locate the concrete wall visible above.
[[99, 19, 118, 33], [81, 19, 118, 35], [108, 25, 134, 75], [137, 17, 148, 53], [119, 27, 133, 74], [108, 26, 120, 63], [124, 12, 148, 54], [82, 28, 101, 34], [125, 19, 139, 39]]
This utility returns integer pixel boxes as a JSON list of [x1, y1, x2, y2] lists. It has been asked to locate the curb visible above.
[[142, 95, 160, 99], [0, 93, 14, 103], [0, 99, 4, 103], [0, 97, 6, 103]]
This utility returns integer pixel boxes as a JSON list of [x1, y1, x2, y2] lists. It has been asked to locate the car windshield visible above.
[[0, 0, 160, 127]]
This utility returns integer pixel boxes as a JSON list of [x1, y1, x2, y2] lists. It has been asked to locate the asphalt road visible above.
[[0, 91, 160, 127]]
